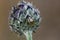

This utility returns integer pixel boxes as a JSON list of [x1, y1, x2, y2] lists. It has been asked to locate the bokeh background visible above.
[[0, 0, 60, 40]]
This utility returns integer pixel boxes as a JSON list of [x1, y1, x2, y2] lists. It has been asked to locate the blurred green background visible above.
[[0, 0, 60, 40]]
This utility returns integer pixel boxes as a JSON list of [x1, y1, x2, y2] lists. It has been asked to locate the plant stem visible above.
[[24, 31, 32, 40]]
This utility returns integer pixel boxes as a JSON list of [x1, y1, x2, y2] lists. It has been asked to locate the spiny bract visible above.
[[9, 1, 41, 35]]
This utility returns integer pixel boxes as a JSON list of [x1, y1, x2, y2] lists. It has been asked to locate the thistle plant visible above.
[[9, 0, 41, 40]]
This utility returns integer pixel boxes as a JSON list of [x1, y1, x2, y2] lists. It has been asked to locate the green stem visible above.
[[24, 31, 32, 40]]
